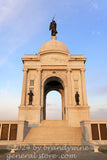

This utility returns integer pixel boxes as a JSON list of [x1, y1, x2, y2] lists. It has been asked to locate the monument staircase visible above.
[[24, 120, 86, 145]]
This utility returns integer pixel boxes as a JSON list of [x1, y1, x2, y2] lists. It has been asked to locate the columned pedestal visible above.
[[67, 105, 90, 127], [18, 106, 41, 124]]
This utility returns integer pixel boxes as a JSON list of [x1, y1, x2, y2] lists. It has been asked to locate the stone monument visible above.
[[18, 19, 90, 127], [0, 20, 107, 146]]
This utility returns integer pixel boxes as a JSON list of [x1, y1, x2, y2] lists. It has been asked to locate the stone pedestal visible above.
[[68, 106, 90, 127], [18, 106, 41, 124]]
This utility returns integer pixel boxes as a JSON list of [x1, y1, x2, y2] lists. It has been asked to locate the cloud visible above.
[[90, 104, 107, 110], [0, 80, 10, 96], [0, 0, 46, 31], [0, 0, 23, 26], [0, 57, 8, 66], [0, 98, 18, 120], [46, 110, 62, 120], [88, 85, 107, 95], [0, 92, 19, 120], [0, 0, 48, 66], [91, 1, 99, 9], [92, 31, 101, 35], [96, 86, 107, 94], [90, 104, 107, 120], [46, 91, 62, 119], [90, 107, 107, 120], [0, 80, 20, 120]]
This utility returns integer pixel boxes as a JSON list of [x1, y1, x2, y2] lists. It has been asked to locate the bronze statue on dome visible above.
[[49, 18, 58, 36]]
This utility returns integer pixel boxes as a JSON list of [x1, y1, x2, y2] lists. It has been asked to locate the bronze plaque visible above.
[[91, 124, 99, 140], [100, 124, 107, 140], [9, 124, 17, 140], [1, 124, 9, 140]]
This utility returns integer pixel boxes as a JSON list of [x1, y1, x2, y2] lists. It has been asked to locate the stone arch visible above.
[[42, 72, 67, 88], [42, 75, 65, 120]]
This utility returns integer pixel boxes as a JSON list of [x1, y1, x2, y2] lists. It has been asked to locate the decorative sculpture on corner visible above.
[[49, 17, 58, 36], [28, 90, 34, 105], [75, 91, 79, 105]]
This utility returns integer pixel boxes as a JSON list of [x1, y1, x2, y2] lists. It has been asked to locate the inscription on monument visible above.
[[9, 124, 17, 140], [1, 124, 9, 140], [91, 124, 99, 140], [100, 124, 107, 140]]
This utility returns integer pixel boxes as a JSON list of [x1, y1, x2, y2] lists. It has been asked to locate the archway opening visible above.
[[46, 91, 62, 120], [43, 76, 65, 120]]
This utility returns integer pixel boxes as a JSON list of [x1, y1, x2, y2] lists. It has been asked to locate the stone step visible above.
[[40, 120, 68, 127], [24, 140, 82, 144], [25, 127, 82, 136], [24, 138, 83, 145], [26, 139, 82, 142], [24, 120, 84, 145], [24, 141, 82, 145]]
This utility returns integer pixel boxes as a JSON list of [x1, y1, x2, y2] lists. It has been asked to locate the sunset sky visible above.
[[0, 0, 107, 120]]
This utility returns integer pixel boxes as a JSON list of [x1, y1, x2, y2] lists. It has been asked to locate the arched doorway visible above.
[[46, 91, 62, 120], [43, 76, 65, 120]]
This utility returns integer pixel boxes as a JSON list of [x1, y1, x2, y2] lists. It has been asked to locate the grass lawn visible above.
[[0, 149, 10, 156], [100, 150, 107, 155]]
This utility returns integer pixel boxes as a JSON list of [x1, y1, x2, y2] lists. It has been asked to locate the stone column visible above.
[[62, 91, 65, 120], [60, 90, 64, 120], [8, 124, 10, 140], [0, 124, 2, 140], [98, 124, 101, 140], [36, 69, 42, 122], [67, 69, 73, 106], [37, 69, 42, 106], [64, 85, 68, 120], [80, 68, 87, 106], [21, 69, 28, 106]]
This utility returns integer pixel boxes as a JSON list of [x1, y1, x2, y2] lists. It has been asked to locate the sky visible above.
[[0, 0, 107, 120]]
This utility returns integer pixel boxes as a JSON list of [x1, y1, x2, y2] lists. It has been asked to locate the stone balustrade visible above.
[[0, 120, 28, 145], [80, 120, 107, 145]]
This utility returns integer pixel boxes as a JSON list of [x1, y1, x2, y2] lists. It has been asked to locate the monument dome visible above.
[[38, 36, 70, 55]]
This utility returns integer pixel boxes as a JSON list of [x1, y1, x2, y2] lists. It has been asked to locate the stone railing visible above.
[[0, 120, 28, 144], [80, 120, 107, 145]]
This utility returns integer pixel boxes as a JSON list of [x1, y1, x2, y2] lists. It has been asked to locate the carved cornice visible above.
[[80, 68, 86, 72], [22, 68, 28, 72], [67, 68, 72, 72], [21, 57, 40, 64]]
